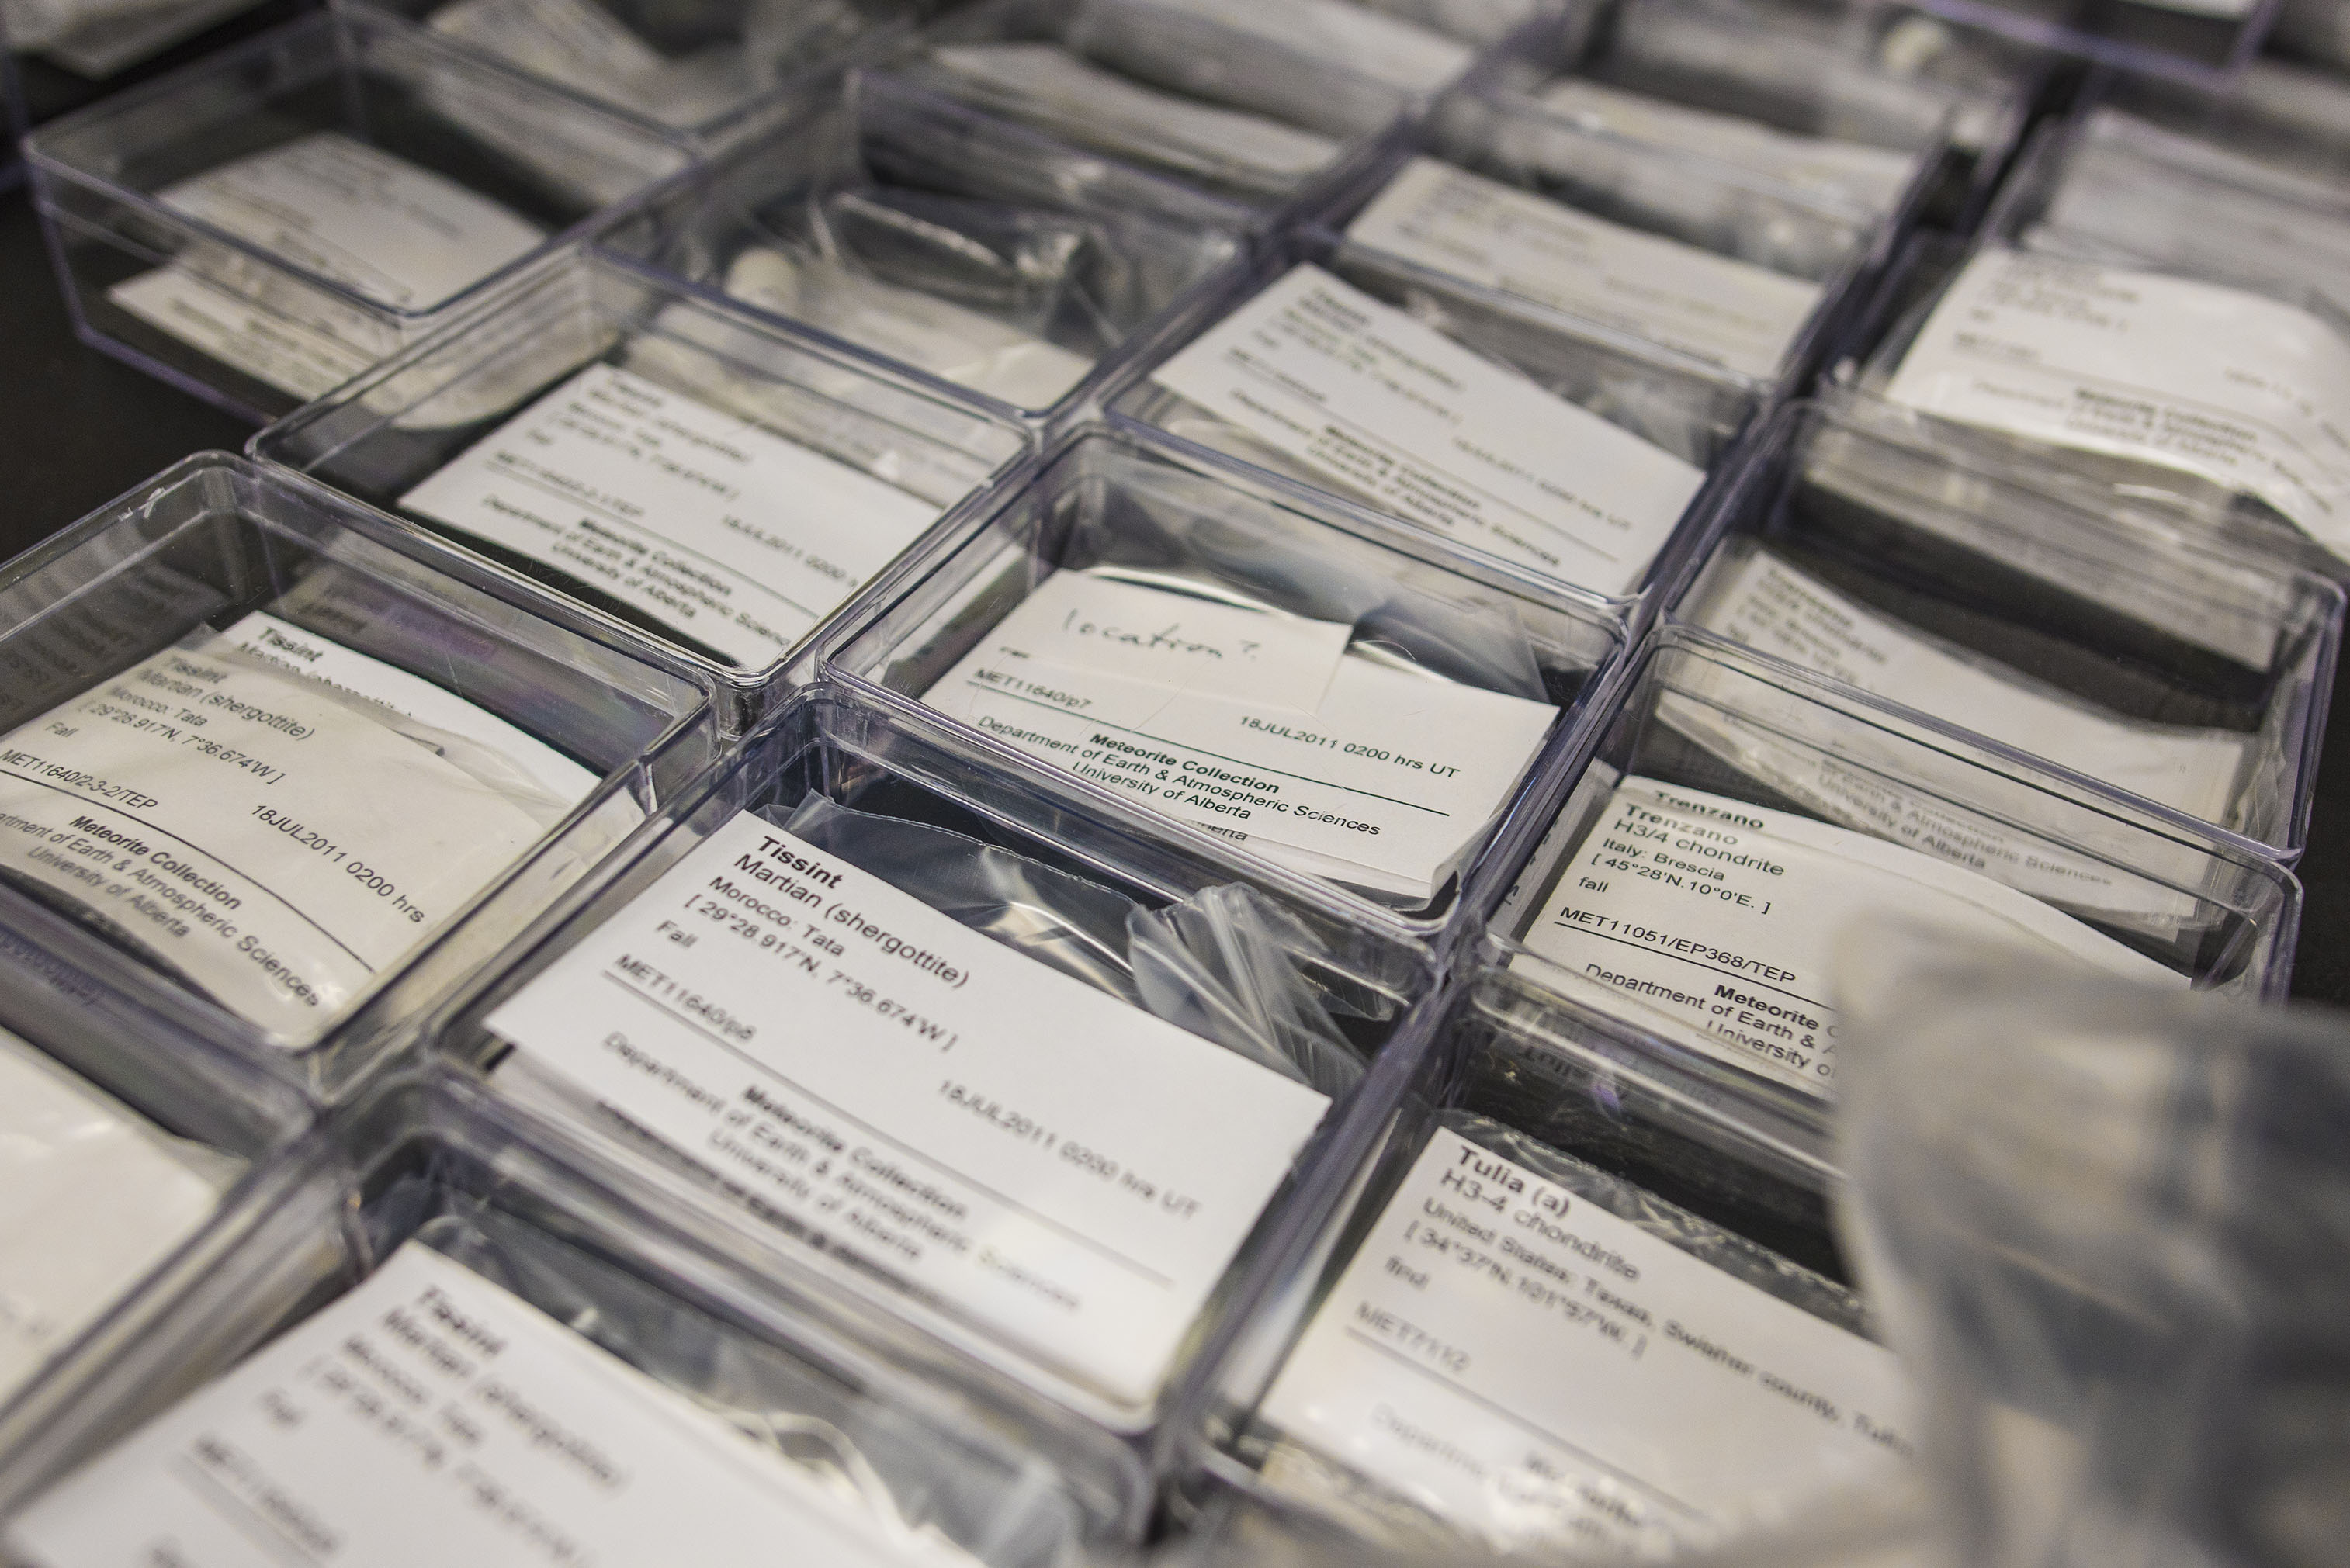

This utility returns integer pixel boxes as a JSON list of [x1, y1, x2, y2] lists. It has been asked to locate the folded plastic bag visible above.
[[406, 1206, 1066, 1565], [1540, 78, 1916, 214], [774, 796, 1365, 1093], [1837, 923, 2350, 1568], [0, 1032, 241, 1406], [712, 185, 1112, 403], [2030, 109, 2350, 321], [913, 42, 1341, 198], [428, 0, 762, 127], [1607, 0, 1992, 154]]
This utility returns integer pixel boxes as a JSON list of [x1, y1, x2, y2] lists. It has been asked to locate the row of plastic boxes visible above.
[[0, 374, 2316, 1563], [0, 0, 2271, 197], [5, 3, 2350, 1564], [0, 496, 2302, 1558], [16, 0, 2038, 419]]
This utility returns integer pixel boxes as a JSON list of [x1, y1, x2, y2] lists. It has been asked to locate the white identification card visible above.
[[1256, 1126, 1912, 1554], [1514, 778, 2185, 1096], [1142, 0, 1472, 91], [109, 133, 547, 399], [924, 44, 1341, 190], [1881, 249, 2350, 559], [924, 571, 1558, 902], [1343, 159, 1825, 380], [945, 571, 1354, 710], [722, 249, 1096, 409], [484, 813, 1331, 1406], [105, 267, 381, 402], [215, 612, 598, 805], [0, 627, 574, 1038], [1686, 549, 2251, 823], [0, 1029, 229, 1406], [1150, 265, 1705, 597], [1538, 79, 1915, 213], [4, 1242, 974, 1568], [399, 363, 945, 668]]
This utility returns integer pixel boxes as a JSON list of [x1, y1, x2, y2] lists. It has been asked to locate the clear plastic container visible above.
[[2, 0, 284, 106], [1893, 0, 2277, 81], [251, 247, 1033, 729], [0, 1065, 1140, 1560], [868, 0, 1457, 219], [591, 72, 1256, 426], [1990, 96, 2350, 318], [1835, 922, 2350, 1568], [1666, 0, 2059, 135], [1852, 120, 2350, 586], [334, 0, 916, 151], [424, 676, 1443, 1459], [2, 0, 318, 209], [2095, 47, 2350, 189], [24, 10, 693, 422], [1340, 0, 1569, 46], [820, 423, 1629, 938], [0, 935, 318, 1509], [1485, 0, 2021, 227], [1317, 81, 1913, 408], [1102, 230, 1758, 620], [1474, 628, 2300, 1159], [1166, 963, 1891, 1558], [0, 452, 723, 1099], [1665, 398, 2343, 860]]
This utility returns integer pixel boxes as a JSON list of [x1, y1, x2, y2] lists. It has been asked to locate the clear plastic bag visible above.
[[395, 1204, 1082, 1567], [0, 1030, 241, 1407], [1603, 0, 1988, 154], [1835, 924, 2350, 1568], [774, 795, 1368, 1094], [422, 0, 883, 131], [2025, 109, 2350, 324], [1535, 78, 1918, 215], [712, 185, 1115, 405], [1464, 95, 1868, 285], [910, 41, 1342, 201], [1679, 538, 2264, 829]]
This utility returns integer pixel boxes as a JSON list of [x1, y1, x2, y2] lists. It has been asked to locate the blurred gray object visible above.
[[1839, 926, 2350, 1568]]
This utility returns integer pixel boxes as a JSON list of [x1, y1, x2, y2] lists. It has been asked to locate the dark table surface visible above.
[[2, 182, 2346, 1006]]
